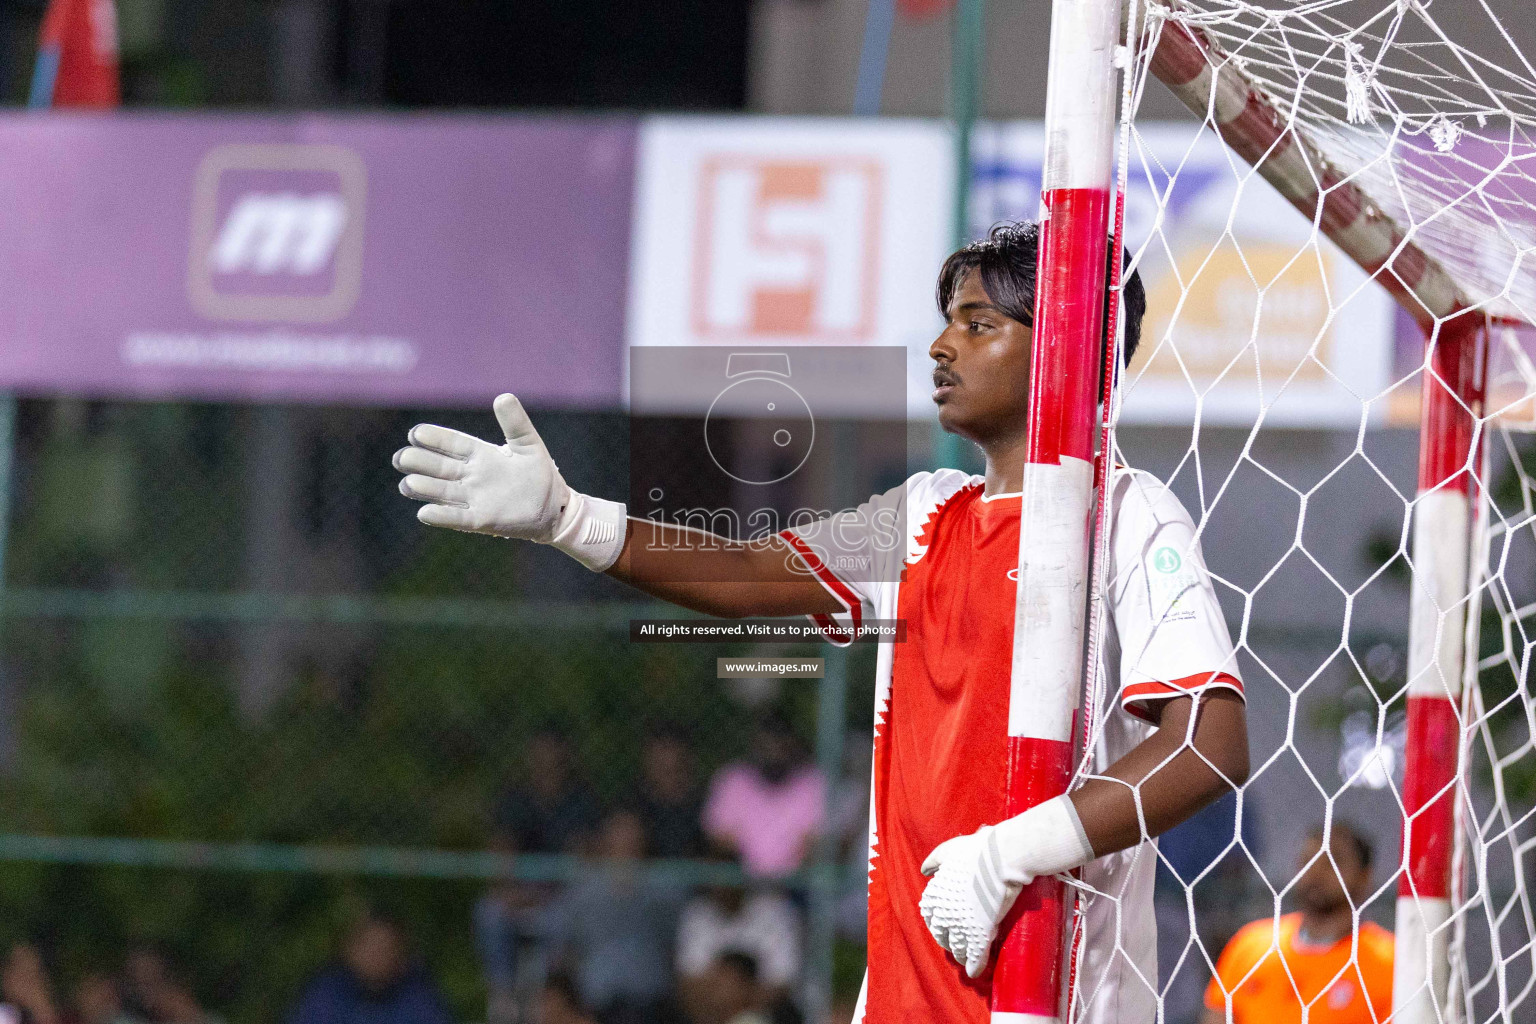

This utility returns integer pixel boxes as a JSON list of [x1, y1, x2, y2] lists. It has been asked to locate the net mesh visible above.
[[1140, 0, 1536, 323], [1047, 2, 1536, 1022], [0, 400, 872, 1024], [1458, 424, 1536, 1024]]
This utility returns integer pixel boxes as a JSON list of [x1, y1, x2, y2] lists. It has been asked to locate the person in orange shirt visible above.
[[1202, 821, 1393, 1024]]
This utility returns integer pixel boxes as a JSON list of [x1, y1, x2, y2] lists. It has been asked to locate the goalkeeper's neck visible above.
[[974, 425, 1031, 498]]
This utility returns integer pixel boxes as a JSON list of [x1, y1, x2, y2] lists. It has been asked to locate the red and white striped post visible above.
[[996, 0, 1120, 1019], [1395, 313, 1485, 1024]]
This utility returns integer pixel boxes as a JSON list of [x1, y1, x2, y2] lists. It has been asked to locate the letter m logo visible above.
[[211, 194, 348, 276], [188, 144, 368, 323]]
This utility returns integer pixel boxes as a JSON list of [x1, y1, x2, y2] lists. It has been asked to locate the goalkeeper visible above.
[[393, 222, 1248, 1024]]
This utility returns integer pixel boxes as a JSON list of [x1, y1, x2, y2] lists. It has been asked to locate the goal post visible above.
[[1398, 312, 1487, 1024], [1000, 0, 1122, 1020]]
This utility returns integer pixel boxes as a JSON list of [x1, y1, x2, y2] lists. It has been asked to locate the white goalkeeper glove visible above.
[[393, 393, 628, 572], [918, 794, 1095, 978]]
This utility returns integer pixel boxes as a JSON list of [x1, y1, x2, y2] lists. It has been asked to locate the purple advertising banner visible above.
[[0, 113, 636, 407]]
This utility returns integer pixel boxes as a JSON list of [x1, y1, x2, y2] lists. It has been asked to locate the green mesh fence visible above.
[[0, 397, 873, 1024]]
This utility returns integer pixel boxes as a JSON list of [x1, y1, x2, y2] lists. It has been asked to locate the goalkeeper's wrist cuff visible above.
[[550, 492, 627, 572], [994, 794, 1097, 885]]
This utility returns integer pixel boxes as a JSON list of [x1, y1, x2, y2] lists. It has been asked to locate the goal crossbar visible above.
[[1139, 2, 1496, 330]]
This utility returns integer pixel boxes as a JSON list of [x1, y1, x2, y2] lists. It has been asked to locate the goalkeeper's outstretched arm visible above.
[[392, 394, 842, 620], [604, 518, 843, 618]]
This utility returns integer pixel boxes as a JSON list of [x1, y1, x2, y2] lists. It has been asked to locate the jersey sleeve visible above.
[[1110, 471, 1244, 723], [778, 475, 913, 645]]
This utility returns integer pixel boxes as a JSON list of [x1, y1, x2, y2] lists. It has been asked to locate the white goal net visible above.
[[1069, 2, 1536, 1022]]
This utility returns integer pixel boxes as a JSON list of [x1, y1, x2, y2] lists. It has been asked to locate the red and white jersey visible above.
[[780, 467, 1243, 1024]]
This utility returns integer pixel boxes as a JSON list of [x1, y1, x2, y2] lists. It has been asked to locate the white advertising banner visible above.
[[971, 122, 1396, 428], [627, 117, 953, 418], [630, 119, 1395, 426]]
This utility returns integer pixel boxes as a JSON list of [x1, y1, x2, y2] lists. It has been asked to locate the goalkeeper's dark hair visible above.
[[936, 221, 1145, 367], [1307, 820, 1373, 871]]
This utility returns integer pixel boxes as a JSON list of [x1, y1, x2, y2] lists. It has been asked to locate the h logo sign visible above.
[[188, 144, 367, 323], [692, 158, 881, 341]]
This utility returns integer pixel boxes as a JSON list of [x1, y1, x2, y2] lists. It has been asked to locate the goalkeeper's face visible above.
[[930, 270, 1032, 442], [1295, 831, 1370, 914]]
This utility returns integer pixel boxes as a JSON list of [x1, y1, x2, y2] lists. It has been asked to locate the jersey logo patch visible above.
[[1327, 980, 1357, 1009], [1152, 546, 1182, 573]]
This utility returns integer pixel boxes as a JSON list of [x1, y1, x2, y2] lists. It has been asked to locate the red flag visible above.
[[898, 0, 954, 17], [34, 0, 119, 108]]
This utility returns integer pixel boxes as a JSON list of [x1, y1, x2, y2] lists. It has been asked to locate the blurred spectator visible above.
[[478, 727, 604, 1022], [631, 728, 706, 859], [287, 911, 452, 1024], [72, 974, 141, 1024], [703, 712, 823, 884], [825, 736, 871, 942], [703, 712, 825, 878], [0, 944, 60, 1024], [696, 953, 769, 1024], [474, 860, 554, 1024], [545, 808, 685, 1024], [493, 728, 602, 855], [122, 949, 218, 1024], [535, 975, 594, 1024], [676, 878, 800, 1020], [1200, 821, 1390, 1024]]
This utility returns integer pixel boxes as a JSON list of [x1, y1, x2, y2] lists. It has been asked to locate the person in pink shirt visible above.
[[703, 711, 826, 878]]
